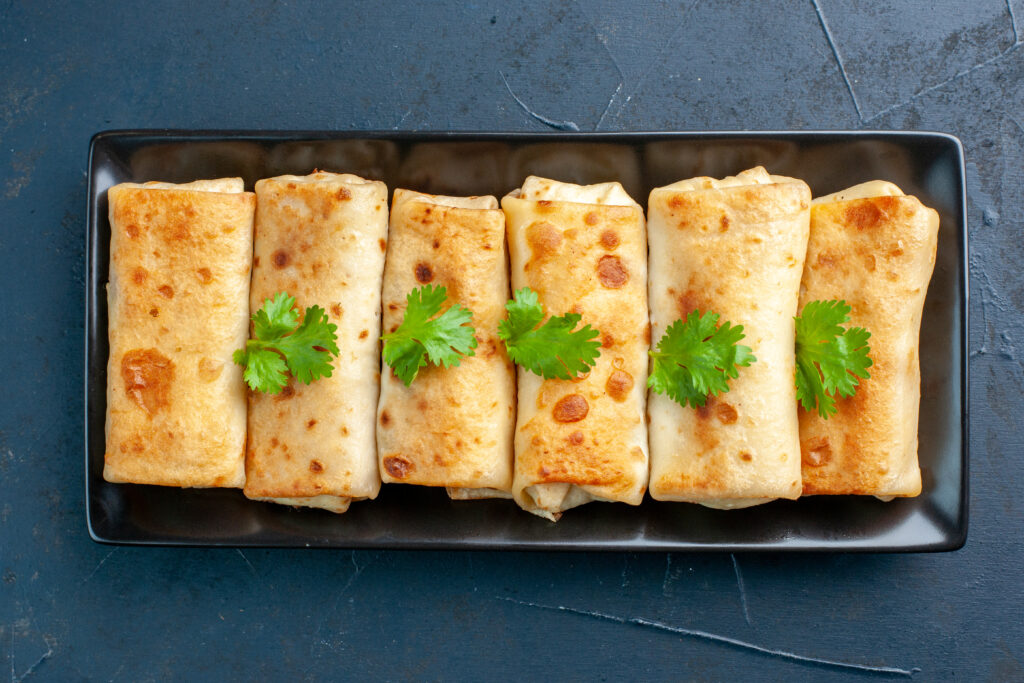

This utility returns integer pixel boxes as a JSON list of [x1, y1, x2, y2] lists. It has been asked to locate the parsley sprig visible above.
[[498, 287, 601, 380], [382, 284, 477, 387], [647, 310, 755, 408], [233, 292, 340, 394], [794, 299, 872, 418]]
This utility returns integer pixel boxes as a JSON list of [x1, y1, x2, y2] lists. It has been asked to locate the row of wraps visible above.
[[104, 168, 938, 521]]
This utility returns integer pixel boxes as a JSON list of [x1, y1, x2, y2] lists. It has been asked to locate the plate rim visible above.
[[84, 128, 969, 552]]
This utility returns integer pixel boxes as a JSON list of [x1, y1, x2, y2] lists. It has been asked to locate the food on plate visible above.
[[646, 167, 810, 508], [377, 190, 515, 499], [508, 143, 643, 205], [647, 309, 755, 410], [798, 181, 939, 498], [243, 172, 387, 512], [502, 176, 650, 520], [233, 292, 340, 394], [104, 178, 254, 487], [498, 286, 601, 380], [793, 299, 872, 418]]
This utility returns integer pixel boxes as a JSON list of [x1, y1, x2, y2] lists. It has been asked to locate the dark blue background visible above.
[[2, 1, 1021, 679]]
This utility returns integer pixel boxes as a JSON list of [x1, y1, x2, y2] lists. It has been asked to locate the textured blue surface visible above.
[[1, 0, 1022, 679]]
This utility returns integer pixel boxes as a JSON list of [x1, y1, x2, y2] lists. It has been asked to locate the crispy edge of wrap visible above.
[[242, 172, 387, 511], [104, 178, 253, 488], [798, 182, 939, 498], [376, 189, 515, 499], [646, 167, 809, 508], [503, 177, 649, 521]]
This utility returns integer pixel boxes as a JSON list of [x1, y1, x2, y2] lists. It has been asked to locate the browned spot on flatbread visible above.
[[383, 455, 413, 479], [601, 333, 614, 349], [552, 394, 589, 423], [309, 459, 324, 473], [801, 436, 831, 467], [599, 229, 619, 249], [121, 348, 174, 415], [597, 255, 628, 288], [148, 308, 159, 317], [131, 267, 148, 285], [816, 251, 840, 268], [158, 284, 174, 299], [331, 304, 343, 318], [567, 431, 584, 445], [126, 224, 140, 238], [844, 196, 900, 230], [414, 262, 434, 283], [307, 418, 317, 429], [196, 267, 213, 284], [605, 369, 634, 402], [335, 187, 351, 201], [526, 221, 562, 260], [379, 238, 387, 252], [380, 410, 391, 427], [197, 358, 223, 382], [719, 215, 730, 232], [678, 289, 708, 318], [272, 249, 290, 268], [716, 402, 738, 424], [359, 329, 369, 339]]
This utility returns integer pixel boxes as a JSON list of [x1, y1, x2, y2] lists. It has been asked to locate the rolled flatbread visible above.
[[647, 167, 810, 508], [243, 172, 387, 512], [798, 181, 939, 497], [104, 178, 254, 487], [376, 190, 515, 498], [502, 176, 649, 520]]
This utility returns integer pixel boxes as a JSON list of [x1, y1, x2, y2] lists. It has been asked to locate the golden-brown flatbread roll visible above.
[[104, 178, 254, 487], [502, 176, 649, 520], [376, 190, 515, 498], [799, 181, 939, 498], [243, 172, 387, 512], [647, 167, 810, 508]]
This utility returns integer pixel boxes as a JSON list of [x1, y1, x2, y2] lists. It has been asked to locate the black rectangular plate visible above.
[[86, 130, 968, 551]]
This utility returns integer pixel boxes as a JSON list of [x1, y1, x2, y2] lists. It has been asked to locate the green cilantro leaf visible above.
[[233, 292, 340, 394], [647, 310, 755, 409], [794, 299, 873, 418], [382, 284, 477, 387], [497, 287, 601, 380]]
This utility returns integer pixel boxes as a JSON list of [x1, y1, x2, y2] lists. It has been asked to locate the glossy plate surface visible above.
[[85, 130, 968, 550]]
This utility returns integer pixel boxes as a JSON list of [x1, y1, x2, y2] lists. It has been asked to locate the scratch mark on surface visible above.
[[594, 82, 624, 132], [811, 0, 864, 122], [82, 548, 118, 584], [394, 108, 413, 130], [499, 71, 580, 131], [592, 0, 699, 130], [108, 662, 125, 682], [497, 597, 919, 677], [1008, 0, 1020, 44], [662, 554, 673, 595], [338, 550, 364, 597], [969, 253, 1019, 364], [620, 556, 630, 589], [866, 3, 1022, 124], [313, 551, 371, 644], [731, 554, 752, 626], [236, 549, 257, 578], [13, 634, 54, 682], [570, 0, 625, 132]]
